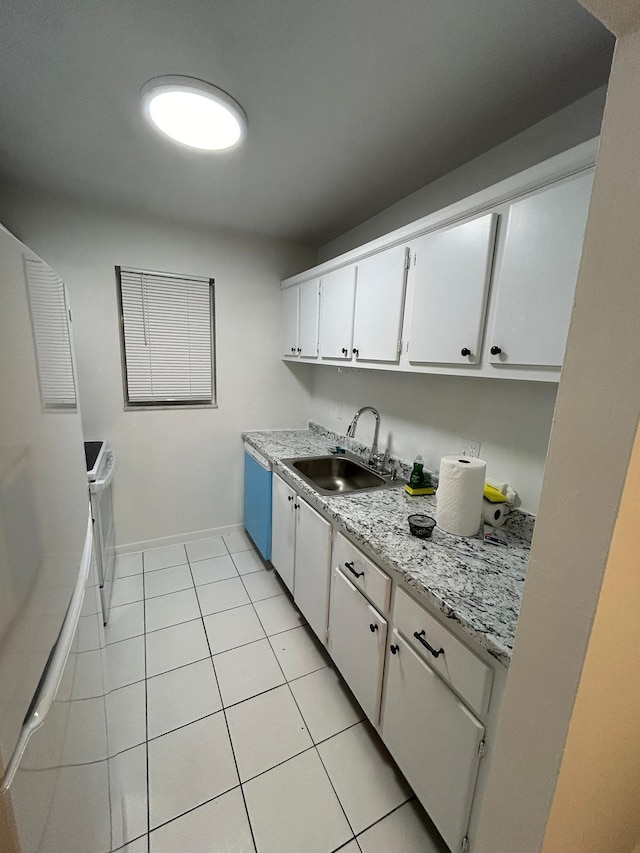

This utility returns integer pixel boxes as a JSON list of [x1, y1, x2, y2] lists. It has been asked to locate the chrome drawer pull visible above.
[[413, 630, 444, 658], [344, 561, 364, 578]]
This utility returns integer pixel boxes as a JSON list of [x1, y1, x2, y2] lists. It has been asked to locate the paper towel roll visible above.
[[482, 499, 507, 528], [436, 455, 486, 536]]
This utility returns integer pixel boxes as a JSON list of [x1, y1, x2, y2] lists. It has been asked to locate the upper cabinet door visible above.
[[487, 170, 593, 368], [298, 279, 320, 359], [319, 266, 357, 360], [407, 214, 497, 365], [281, 286, 299, 358], [352, 245, 408, 363]]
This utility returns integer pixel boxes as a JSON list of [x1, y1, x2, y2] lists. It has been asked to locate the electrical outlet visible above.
[[337, 403, 343, 421], [458, 438, 481, 458]]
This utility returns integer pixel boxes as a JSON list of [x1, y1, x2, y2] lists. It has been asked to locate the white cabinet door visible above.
[[293, 497, 332, 643], [328, 567, 387, 723], [407, 214, 497, 365], [487, 170, 593, 367], [352, 245, 408, 363], [270, 474, 296, 593], [298, 279, 320, 359], [382, 630, 484, 853], [319, 266, 357, 360], [281, 286, 299, 358]]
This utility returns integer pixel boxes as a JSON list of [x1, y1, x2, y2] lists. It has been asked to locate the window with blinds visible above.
[[116, 267, 216, 408], [24, 256, 77, 410]]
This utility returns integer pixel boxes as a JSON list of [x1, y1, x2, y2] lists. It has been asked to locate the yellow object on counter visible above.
[[483, 483, 507, 503], [404, 484, 435, 496]]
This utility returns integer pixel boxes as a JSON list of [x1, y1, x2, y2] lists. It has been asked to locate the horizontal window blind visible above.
[[118, 268, 214, 405], [24, 257, 77, 410]]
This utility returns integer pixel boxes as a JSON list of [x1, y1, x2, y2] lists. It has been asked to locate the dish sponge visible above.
[[483, 483, 507, 503]]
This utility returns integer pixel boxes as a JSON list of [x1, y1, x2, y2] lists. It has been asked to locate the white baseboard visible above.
[[115, 522, 244, 555]]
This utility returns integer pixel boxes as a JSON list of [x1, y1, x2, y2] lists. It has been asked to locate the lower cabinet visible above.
[[271, 473, 296, 593], [327, 567, 387, 724], [293, 497, 332, 642], [270, 472, 332, 642], [382, 630, 485, 852]]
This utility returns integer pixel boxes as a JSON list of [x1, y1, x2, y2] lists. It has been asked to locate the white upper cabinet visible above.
[[298, 278, 320, 358], [282, 143, 597, 381], [407, 214, 497, 365], [486, 170, 593, 368], [319, 265, 357, 360], [352, 245, 409, 363], [281, 285, 299, 358], [282, 279, 319, 359]]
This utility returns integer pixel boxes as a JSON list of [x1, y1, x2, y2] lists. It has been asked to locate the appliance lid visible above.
[[84, 440, 105, 482]]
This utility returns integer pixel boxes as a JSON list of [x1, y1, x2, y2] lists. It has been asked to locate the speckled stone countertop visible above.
[[242, 425, 532, 667]]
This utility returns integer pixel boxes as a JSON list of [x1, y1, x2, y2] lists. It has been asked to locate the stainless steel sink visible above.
[[281, 453, 400, 496]]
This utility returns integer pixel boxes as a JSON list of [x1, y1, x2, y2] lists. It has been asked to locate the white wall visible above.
[[318, 86, 606, 261], [307, 365, 556, 513], [0, 187, 317, 546]]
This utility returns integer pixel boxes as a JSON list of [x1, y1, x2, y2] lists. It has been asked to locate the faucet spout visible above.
[[346, 406, 381, 467]]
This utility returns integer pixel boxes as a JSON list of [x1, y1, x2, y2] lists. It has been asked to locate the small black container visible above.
[[408, 514, 436, 539]]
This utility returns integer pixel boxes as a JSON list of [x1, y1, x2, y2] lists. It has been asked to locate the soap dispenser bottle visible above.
[[409, 455, 425, 488]]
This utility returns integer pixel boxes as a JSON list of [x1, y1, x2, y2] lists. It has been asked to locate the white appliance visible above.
[[0, 226, 114, 852], [85, 440, 117, 624]]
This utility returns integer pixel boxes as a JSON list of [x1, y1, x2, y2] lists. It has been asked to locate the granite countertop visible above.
[[242, 424, 532, 667]]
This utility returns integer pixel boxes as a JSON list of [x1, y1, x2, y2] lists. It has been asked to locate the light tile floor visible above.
[[106, 532, 447, 853]]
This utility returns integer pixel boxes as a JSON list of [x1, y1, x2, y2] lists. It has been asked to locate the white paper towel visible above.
[[436, 455, 486, 536], [482, 499, 507, 528]]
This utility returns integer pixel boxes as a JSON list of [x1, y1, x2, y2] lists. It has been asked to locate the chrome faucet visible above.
[[346, 406, 381, 468]]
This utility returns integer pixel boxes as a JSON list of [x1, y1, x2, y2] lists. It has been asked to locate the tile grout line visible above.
[[185, 544, 260, 853], [239, 564, 360, 852], [136, 539, 407, 850]]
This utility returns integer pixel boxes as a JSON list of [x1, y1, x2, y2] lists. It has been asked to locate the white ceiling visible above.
[[0, 0, 613, 247]]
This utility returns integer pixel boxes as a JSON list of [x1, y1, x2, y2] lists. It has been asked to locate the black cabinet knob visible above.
[[290, 347, 295, 353], [297, 347, 301, 353], [287, 495, 293, 502], [461, 348, 471, 357], [390, 644, 399, 655], [352, 348, 359, 357], [369, 623, 378, 633], [341, 347, 348, 355], [490, 346, 502, 355]]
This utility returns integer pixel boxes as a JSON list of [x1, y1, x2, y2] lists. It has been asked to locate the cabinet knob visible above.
[[294, 503, 300, 509], [352, 348, 359, 357], [341, 347, 348, 355], [490, 346, 502, 355], [297, 347, 301, 353], [390, 644, 399, 655], [369, 623, 378, 633], [287, 495, 293, 502], [460, 347, 471, 357]]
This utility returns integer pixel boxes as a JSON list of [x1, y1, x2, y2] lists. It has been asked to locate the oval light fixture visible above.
[[140, 76, 247, 151]]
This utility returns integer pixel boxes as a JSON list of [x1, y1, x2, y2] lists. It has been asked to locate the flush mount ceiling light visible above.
[[140, 76, 247, 151]]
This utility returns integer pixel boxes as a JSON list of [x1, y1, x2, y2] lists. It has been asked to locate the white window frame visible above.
[[116, 266, 217, 410]]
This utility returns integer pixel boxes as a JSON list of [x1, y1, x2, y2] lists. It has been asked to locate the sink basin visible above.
[[283, 454, 388, 496]]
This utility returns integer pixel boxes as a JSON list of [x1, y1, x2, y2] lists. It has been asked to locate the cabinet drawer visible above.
[[333, 533, 391, 613], [394, 588, 492, 718]]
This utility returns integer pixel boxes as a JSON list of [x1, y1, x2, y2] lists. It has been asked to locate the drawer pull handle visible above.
[[413, 630, 444, 658], [390, 644, 399, 655], [369, 623, 378, 633], [344, 561, 364, 578]]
